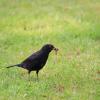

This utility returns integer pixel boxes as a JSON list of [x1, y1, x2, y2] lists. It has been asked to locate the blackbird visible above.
[[7, 44, 58, 79]]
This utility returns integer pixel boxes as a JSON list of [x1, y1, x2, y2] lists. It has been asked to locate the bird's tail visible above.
[[6, 64, 20, 68]]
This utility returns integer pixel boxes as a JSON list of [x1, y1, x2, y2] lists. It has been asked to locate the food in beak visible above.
[[53, 47, 59, 64], [54, 48, 59, 52], [53, 47, 59, 55]]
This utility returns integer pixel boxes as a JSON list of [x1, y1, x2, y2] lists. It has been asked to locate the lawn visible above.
[[0, 0, 100, 100]]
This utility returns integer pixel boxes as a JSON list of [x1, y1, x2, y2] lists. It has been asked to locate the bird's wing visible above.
[[21, 50, 41, 66]]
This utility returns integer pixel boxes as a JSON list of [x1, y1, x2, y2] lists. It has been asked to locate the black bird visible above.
[[7, 44, 58, 79]]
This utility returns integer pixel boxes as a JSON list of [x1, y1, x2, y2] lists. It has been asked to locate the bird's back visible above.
[[20, 49, 49, 71]]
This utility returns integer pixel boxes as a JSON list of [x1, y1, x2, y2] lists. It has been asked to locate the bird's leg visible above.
[[28, 70, 31, 81], [36, 70, 39, 80]]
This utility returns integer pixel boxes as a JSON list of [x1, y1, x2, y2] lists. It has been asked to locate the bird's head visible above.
[[41, 44, 58, 53]]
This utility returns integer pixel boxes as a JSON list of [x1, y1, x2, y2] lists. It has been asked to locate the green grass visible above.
[[0, 0, 100, 100]]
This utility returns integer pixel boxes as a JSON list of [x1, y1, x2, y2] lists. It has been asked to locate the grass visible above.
[[0, 0, 100, 100]]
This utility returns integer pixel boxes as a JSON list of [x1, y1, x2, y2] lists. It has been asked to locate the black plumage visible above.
[[7, 44, 58, 79]]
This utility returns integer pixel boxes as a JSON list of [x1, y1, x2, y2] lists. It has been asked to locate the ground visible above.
[[0, 0, 100, 100]]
